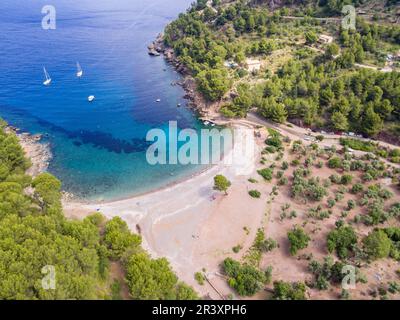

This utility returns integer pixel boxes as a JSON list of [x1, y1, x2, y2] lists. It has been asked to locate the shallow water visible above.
[[0, 0, 208, 201]]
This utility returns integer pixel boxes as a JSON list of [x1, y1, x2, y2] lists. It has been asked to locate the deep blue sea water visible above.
[[0, 0, 205, 201]]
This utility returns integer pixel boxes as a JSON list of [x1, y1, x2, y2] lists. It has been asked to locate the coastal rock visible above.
[[148, 33, 165, 55], [32, 133, 42, 141], [62, 191, 76, 202], [11, 128, 52, 177], [154, 34, 221, 119], [148, 49, 161, 56]]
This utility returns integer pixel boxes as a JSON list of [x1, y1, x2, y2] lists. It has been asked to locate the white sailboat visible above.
[[88, 95, 95, 102], [76, 62, 83, 78], [43, 67, 52, 86]]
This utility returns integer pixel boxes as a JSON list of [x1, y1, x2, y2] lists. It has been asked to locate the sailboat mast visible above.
[[76, 62, 83, 78], [42, 67, 51, 85], [44, 67, 49, 80]]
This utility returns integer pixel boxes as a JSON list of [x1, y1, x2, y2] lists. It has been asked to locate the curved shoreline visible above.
[[63, 108, 400, 208], [63, 120, 248, 207], [62, 124, 264, 300], [64, 163, 214, 205]]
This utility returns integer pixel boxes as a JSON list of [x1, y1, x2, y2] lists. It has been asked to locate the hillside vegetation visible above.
[[164, 0, 400, 140]]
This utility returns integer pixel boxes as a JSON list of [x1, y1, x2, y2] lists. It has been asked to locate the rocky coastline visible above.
[[5, 126, 51, 177], [148, 34, 222, 121]]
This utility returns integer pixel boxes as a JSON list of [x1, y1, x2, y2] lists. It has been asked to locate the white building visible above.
[[318, 34, 333, 44]]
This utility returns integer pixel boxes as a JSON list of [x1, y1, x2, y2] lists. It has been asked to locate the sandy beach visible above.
[[61, 118, 320, 299], [63, 123, 273, 299]]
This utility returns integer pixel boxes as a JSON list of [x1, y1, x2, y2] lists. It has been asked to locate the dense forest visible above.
[[164, 0, 400, 139], [0, 120, 198, 300]]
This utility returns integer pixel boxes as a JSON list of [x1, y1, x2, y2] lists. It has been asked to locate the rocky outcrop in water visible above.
[[6, 126, 52, 177]]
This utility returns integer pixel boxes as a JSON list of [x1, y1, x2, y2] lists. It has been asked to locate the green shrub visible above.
[[328, 157, 342, 169], [291, 159, 300, 166], [249, 190, 261, 198], [347, 200, 356, 210], [214, 175, 231, 194], [327, 198, 336, 208], [340, 138, 376, 152], [390, 149, 400, 158], [288, 226, 310, 256], [363, 201, 390, 225], [253, 229, 278, 253], [104, 217, 142, 259], [110, 280, 122, 300], [194, 272, 205, 285], [278, 176, 288, 186], [309, 257, 348, 290], [363, 230, 392, 260], [272, 281, 307, 300], [265, 146, 277, 153], [126, 252, 198, 300], [362, 172, 374, 182], [391, 156, 400, 164], [327, 225, 358, 259], [341, 174, 353, 185], [222, 258, 267, 296], [329, 174, 341, 184], [257, 168, 273, 181], [265, 135, 282, 149], [351, 183, 364, 194]]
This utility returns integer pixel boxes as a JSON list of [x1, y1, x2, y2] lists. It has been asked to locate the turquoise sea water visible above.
[[0, 0, 206, 201]]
